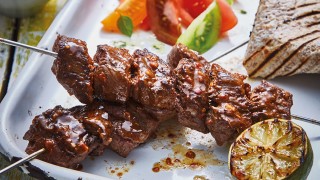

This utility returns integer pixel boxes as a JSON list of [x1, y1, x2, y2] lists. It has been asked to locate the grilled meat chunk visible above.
[[93, 45, 132, 103], [23, 105, 112, 169], [52, 35, 94, 104], [131, 49, 177, 121], [175, 58, 210, 133], [104, 101, 159, 157], [243, 0, 320, 79], [167, 43, 206, 69], [250, 80, 293, 122], [70, 103, 113, 155], [206, 64, 252, 146]]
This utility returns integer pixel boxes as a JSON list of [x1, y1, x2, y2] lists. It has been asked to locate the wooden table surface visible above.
[[0, 0, 66, 179]]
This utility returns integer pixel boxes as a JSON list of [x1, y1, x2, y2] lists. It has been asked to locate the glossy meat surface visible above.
[[175, 58, 210, 133], [105, 101, 159, 157], [167, 43, 206, 69], [52, 35, 94, 104], [250, 80, 293, 122], [23, 105, 112, 168], [206, 64, 252, 145], [93, 45, 132, 103], [131, 49, 177, 121]]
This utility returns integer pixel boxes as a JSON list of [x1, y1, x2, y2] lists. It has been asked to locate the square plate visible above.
[[0, 0, 319, 179]]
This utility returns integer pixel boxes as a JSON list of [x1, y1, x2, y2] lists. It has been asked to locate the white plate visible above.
[[0, 0, 319, 179]]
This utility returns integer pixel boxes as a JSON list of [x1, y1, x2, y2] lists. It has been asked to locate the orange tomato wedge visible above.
[[101, 0, 147, 32], [216, 0, 238, 33]]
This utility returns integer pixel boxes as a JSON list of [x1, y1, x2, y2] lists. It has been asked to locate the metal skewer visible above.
[[0, 37, 57, 58], [0, 37, 249, 62], [292, 114, 320, 126], [0, 148, 45, 175], [209, 39, 249, 62]]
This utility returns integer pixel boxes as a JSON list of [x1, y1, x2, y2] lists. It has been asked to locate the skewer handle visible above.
[[0, 148, 45, 175], [0, 38, 57, 58]]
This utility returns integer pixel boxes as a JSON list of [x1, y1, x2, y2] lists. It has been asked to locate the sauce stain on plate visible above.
[[152, 144, 225, 173], [150, 119, 226, 173], [105, 159, 135, 178]]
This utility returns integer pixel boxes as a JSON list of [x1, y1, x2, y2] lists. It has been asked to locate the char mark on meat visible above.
[[52, 35, 94, 104], [175, 58, 210, 133], [206, 64, 252, 146], [23, 104, 112, 169], [131, 49, 177, 122], [93, 45, 132, 103]]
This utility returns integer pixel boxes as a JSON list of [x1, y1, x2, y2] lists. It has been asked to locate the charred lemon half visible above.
[[229, 118, 313, 180]]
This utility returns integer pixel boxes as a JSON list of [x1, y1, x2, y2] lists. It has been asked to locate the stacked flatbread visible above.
[[243, 0, 320, 79]]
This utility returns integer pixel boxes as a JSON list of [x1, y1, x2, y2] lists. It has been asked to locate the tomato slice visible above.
[[147, 0, 182, 45], [139, 16, 151, 31], [101, 0, 147, 32], [177, 1, 221, 54], [178, 0, 237, 32], [176, 0, 194, 27], [216, 0, 238, 33], [181, 0, 213, 18]]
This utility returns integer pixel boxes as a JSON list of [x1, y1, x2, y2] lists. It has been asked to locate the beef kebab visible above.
[[52, 35, 177, 122], [168, 43, 293, 145], [24, 100, 159, 168], [23, 35, 293, 169]]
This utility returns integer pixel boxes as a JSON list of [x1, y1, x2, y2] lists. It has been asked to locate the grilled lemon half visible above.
[[229, 118, 313, 180]]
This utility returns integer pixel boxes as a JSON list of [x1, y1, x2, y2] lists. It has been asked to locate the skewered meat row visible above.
[[24, 35, 293, 169], [24, 101, 159, 168], [52, 35, 293, 144], [168, 44, 293, 145], [52, 35, 177, 122]]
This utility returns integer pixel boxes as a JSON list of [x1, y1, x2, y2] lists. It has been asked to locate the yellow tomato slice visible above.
[[101, 0, 147, 32]]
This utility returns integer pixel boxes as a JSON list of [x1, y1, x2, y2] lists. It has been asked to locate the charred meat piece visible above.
[[206, 64, 252, 146], [250, 80, 293, 123], [243, 0, 320, 79], [131, 49, 177, 121], [175, 58, 210, 133], [23, 105, 112, 169], [167, 43, 206, 69], [93, 45, 132, 103], [105, 101, 159, 157], [52, 35, 94, 104]]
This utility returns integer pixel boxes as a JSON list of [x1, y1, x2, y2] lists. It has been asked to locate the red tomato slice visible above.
[[146, 0, 181, 45], [139, 16, 151, 31], [176, 0, 194, 27], [216, 0, 238, 33], [181, 0, 213, 18]]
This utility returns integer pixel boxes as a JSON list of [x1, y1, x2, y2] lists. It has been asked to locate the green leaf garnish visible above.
[[117, 15, 133, 37], [240, 10, 247, 14]]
